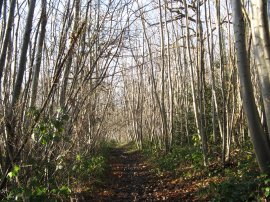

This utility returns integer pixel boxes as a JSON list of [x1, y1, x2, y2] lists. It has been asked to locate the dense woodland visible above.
[[1, 0, 270, 201]]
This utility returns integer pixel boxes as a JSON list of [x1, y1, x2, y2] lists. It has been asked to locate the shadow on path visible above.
[[74, 145, 185, 201]]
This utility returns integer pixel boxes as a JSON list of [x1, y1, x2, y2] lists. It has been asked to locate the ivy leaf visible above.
[[7, 165, 20, 179], [265, 187, 270, 197]]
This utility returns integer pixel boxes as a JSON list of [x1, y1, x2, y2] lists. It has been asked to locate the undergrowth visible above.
[[2, 141, 115, 201], [142, 141, 270, 201]]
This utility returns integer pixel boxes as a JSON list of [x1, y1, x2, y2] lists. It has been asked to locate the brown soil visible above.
[[73, 146, 201, 201]]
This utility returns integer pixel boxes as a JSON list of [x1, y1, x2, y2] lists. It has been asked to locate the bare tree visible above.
[[0, 0, 16, 92], [30, 0, 47, 107]]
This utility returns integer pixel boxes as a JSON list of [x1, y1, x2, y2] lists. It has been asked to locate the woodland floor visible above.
[[72, 144, 206, 202]]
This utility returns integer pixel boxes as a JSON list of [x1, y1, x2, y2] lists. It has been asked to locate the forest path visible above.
[[75, 144, 186, 201]]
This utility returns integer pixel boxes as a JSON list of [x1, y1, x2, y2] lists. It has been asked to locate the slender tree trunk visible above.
[[11, 0, 37, 107], [59, 0, 80, 109], [183, 0, 207, 165], [215, 0, 228, 165], [137, 0, 168, 152], [0, 0, 3, 18], [0, 0, 16, 92], [158, 0, 169, 153], [0, 0, 7, 47], [164, 0, 173, 148], [196, 0, 208, 165], [204, 0, 216, 144], [30, 0, 47, 107]]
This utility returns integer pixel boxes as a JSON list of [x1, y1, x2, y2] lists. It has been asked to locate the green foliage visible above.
[[72, 154, 108, 181], [172, 85, 214, 146], [99, 140, 117, 154], [259, 174, 270, 199], [33, 111, 69, 145], [88, 156, 107, 177], [7, 165, 20, 179], [70, 142, 112, 187], [26, 107, 40, 118], [51, 185, 71, 196], [5, 183, 72, 201], [3, 137, 112, 201], [143, 143, 204, 173], [192, 134, 200, 147], [143, 138, 270, 201], [5, 166, 73, 201], [201, 158, 269, 201], [5, 152, 109, 200], [142, 140, 160, 157], [264, 187, 270, 198], [208, 174, 259, 201]]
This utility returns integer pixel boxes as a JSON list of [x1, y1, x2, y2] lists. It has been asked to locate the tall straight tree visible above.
[[183, 0, 207, 165], [231, 0, 270, 174], [30, 0, 47, 107], [164, 0, 173, 148], [0, 0, 16, 92], [59, 0, 80, 109], [158, 0, 170, 153], [250, 0, 270, 140], [215, 0, 228, 165], [11, 0, 37, 107], [0, 0, 3, 17], [196, 0, 208, 165]]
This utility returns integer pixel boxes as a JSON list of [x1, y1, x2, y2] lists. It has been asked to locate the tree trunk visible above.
[[158, 0, 169, 153], [231, 0, 270, 174], [59, 0, 80, 109], [250, 0, 270, 140], [215, 0, 228, 165], [30, 0, 47, 107], [11, 0, 37, 107], [0, 0, 16, 92], [183, 0, 207, 165], [3, 0, 37, 189], [196, 0, 208, 165]]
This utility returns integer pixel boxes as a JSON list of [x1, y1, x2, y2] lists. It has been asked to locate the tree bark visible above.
[[0, 0, 16, 92], [30, 0, 47, 107], [59, 0, 80, 109], [11, 0, 37, 107], [231, 0, 270, 174], [250, 0, 270, 140]]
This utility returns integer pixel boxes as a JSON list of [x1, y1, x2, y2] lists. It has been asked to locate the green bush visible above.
[[202, 160, 265, 201], [143, 145, 204, 172], [5, 183, 71, 201], [3, 135, 111, 201]]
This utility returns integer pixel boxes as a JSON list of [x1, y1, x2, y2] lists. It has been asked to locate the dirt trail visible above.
[[75, 146, 186, 201]]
